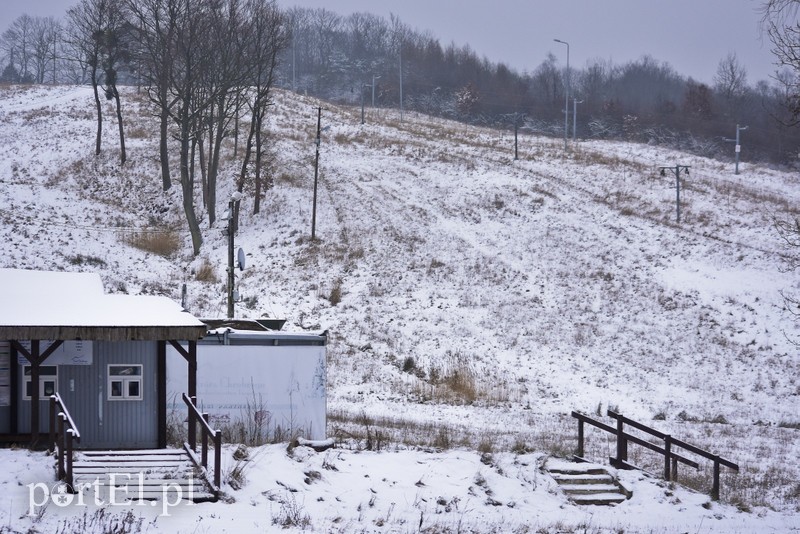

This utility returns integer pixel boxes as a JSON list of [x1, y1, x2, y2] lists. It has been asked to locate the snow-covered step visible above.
[[546, 460, 632, 506], [69, 449, 214, 502]]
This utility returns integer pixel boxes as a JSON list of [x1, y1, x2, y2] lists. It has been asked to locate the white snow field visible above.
[[0, 84, 798, 532]]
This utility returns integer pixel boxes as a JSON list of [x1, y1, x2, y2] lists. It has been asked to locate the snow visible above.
[[0, 446, 796, 533], [0, 84, 799, 532], [0, 268, 205, 328]]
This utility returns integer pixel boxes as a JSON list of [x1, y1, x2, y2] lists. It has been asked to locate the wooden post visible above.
[[201, 413, 209, 468], [66, 429, 74, 491], [671, 456, 678, 482], [577, 419, 584, 458], [189, 396, 197, 452], [30, 340, 40, 448], [157, 341, 167, 448], [214, 430, 221, 489], [57, 414, 65, 480], [49, 396, 56, 453], [616, 416, 627, 463], [664, 435, 671, 481], [712, 456, 721, 501]]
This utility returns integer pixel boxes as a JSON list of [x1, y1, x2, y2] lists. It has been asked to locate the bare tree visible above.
[[125, 0, 180, 190], [714, 52, 748, 119], [762, 0, 800, 124], [237, 0, 288, 219], [2, 15, 35, 83], [197, 0, 251, 226], [66, 1, 107, 156]]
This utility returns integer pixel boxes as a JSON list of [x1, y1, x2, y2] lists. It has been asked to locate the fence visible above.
[[572, 409, 739, 500]]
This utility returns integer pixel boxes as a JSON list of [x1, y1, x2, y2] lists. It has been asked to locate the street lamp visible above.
[[372, 75, 381, 107], [573, 98, 583, 141], [554, 38, 569, 150], [360, 82, 370, 125], [659, 165, 690, 224], [734, 124, 747, 175]]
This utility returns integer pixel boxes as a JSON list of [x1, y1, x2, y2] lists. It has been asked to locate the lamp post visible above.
[[372, 75, 381, 107], [734, 124, 747, 175], [360, 82, 370, 124], [659, 165, 690, 224], [554, 38, 569, 150], [573, 98, 583, 141]]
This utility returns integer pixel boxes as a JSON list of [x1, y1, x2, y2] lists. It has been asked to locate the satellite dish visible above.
[[237, 248, 245, 271]]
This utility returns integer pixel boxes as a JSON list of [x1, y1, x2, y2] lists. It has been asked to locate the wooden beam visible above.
[[157, 341, 167, 449]]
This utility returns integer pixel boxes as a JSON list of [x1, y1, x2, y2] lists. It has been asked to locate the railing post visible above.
[[577, 419, 584, 458], [663, 435, 671, 481], [616, 415, 627, 463], [671, 456, 678, 482], [712, 456, 721, 501], [57, 414, 65, 480], [49, 396, 56, 453], [189, 395, 197, 452], [201, 413, 209, 468], [214, 430, 221, 489], [65, 429, 74, 492]]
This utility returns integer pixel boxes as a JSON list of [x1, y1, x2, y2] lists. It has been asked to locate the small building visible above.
[[0, 268, 208, 449], [167, 321, 328, 442]]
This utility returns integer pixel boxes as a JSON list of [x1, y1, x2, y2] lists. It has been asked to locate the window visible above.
[[108, 365, 143, 401], [23, 366, 58, 400]]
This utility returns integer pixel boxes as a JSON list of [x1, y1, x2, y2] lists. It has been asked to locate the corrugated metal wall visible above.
[[0, 341, 9, 433], [17, 341, 158, 449]]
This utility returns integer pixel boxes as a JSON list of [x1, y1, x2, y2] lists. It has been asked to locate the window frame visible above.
[[107, 364, 143, 401], [22, 365, 58, 401]]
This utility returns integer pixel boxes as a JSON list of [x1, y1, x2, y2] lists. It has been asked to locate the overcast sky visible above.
[[1, 0, 778, 85]]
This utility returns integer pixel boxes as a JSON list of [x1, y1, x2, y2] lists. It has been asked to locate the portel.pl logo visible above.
[[28, 474, 195, 516]]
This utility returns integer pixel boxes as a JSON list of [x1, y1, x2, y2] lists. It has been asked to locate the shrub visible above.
[[195, 258, 219, 283], [121, 228, 181, 257]]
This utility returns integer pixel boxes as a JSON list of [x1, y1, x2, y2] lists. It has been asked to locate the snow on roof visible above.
[[0, 269, 207, 341]]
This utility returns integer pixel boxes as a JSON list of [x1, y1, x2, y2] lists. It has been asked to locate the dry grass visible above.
[[119, 228, 181, 257], [195, 257, 219, 283]]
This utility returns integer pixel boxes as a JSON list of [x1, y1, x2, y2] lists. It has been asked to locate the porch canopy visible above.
[[0, 268, 207, 341], [0, 268, 208, 447]]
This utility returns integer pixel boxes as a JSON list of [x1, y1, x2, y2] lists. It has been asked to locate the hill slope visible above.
[[0, 85, 799, 526]]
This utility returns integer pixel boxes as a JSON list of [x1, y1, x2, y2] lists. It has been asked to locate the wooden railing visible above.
[[182, 393, 221, 491], [48, 393, 80, 491], [572, 409, 739, 501]]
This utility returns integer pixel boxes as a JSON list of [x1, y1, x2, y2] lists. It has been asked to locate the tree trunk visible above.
[[159, 104, 171, 190], [180, 106, 202, 256], [91, 62, 102, 156], [253, 113, 263, 215], [111, 84, 126, 164]]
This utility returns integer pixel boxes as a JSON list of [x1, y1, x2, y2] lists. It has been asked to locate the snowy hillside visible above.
[[0, 84, 799, 532]]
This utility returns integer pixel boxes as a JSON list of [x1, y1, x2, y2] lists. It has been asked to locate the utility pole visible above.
[[659, 165, 690, 224], [399, 46, 404, 121], [573, 99, 583, 141], [227, 197, 235, 318], [312, 106, 322, 239], [372, 75, 381, 107], [554, 38, 569, 151]]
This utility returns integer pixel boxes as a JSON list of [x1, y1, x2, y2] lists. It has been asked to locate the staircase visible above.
[[70, 449, 215, 502], [547, 461, 632, 506]]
